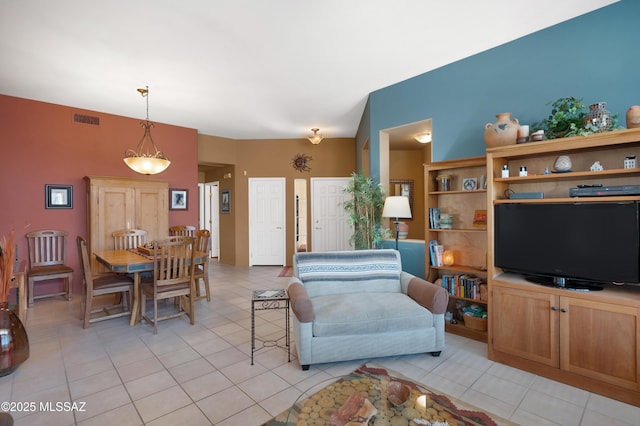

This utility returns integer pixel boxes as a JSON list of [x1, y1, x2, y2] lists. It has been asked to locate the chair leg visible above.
[[83, 294, 92, 329], [67, 275, 73, 301], [203, 272, 211, 302], [28, 278, 34, 308], [189, 287, 195, 325], [153, 295, 158, 335], [140, 290, 146, 325]]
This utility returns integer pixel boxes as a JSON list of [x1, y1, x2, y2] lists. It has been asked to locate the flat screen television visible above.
[[494, 202, 640, 291]]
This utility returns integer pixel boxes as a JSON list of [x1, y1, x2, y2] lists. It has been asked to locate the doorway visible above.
[[248, 177, 286, 266], [310, 177, 352, 252], [294, 179, 308, 253], [198, 182, 219, 258]]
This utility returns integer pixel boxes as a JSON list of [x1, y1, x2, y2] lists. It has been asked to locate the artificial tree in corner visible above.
[[343, 172, 390, 249]]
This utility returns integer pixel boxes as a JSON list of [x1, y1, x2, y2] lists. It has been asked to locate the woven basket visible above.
[[463, 315, 487, 331]]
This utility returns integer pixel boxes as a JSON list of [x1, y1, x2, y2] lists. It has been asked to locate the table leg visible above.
[[129, 272, 140, 326], [286, 299, 290, 362], [251, 299, 255, 365]]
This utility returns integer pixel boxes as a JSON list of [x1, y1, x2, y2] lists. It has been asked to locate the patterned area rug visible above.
[[278, 266, 293, 277], [263, 363, 515, 425]]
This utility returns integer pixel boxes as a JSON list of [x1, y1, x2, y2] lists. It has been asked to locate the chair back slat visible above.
[[169, 225, 196, 238], [112, 229, 148, 250], [26, 230, 68, 267], [76, 236, 93, 291], [195, 229, 210, 254], [154, 236, 195, 288]]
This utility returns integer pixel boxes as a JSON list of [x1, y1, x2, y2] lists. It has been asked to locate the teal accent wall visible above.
[[360, 0, 640, 168], [381, 240, 426, 279]]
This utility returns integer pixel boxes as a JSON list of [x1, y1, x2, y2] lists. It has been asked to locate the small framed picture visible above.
[[170, 189, 188, 210], [462, 178, 478, 191], [221, 190, 231, 213], [45, 184, 73, 209]]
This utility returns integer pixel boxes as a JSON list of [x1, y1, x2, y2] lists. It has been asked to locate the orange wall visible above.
[[0, 95, 198, 297], [389, 148, 430, 239], [198, 135, 357, 265]]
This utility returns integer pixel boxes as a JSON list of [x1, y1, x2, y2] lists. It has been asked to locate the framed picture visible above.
[[45, 184, 73, 209], [462, 178, 478, 191], [170, 189, 188, 210], [221, 190, 230, 213], [389, 179, 414, 219]]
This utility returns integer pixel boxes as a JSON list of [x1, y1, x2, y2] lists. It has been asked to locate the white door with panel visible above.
[[249, 178, 286, 265], [311, 177, 352, 252], [198, 182, 219, 258]]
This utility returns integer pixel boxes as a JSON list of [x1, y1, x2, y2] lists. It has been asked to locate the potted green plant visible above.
[[343, 172, 390, 249], [532, 97, 620, 139]]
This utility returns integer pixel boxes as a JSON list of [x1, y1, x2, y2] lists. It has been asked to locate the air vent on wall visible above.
[[73, 113, 100, 126]]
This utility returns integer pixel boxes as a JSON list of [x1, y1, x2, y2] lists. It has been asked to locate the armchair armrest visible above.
[[288, 280, 314, 323], [407, 277, 449, 314]]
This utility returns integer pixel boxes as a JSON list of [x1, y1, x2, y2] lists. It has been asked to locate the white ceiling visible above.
[[0, 0, 617, 140]]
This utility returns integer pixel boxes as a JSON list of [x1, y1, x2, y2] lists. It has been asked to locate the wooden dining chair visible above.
[[169, 225, 196, 238], [26, 229, 74, 307], [112, 229, 148, 250], [77, 236, 134, 328], [194, 229, 211, 301], [140, 236, 196, 334]]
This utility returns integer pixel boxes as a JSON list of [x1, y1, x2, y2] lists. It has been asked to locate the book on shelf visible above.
[[429, 208, 441, 229], [473, 209, 487, 228], [428, 240, 443, 266]]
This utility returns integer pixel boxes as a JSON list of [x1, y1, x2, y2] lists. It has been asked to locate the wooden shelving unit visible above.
[[424, 156, 488, 342], [486, 128, 640, 407]]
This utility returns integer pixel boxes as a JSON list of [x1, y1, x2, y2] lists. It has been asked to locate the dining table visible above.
[[93, 249, 206, 326]]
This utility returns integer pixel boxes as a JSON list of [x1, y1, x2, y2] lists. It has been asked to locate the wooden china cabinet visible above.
[[84, 176, 169, 271]]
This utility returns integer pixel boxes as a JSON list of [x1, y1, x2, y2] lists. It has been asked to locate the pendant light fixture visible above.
[[124, 86, 171, 175], [307, 128, 324, 145]]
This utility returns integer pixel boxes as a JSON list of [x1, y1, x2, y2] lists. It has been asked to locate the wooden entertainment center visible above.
[[486, 128, 640, 406]]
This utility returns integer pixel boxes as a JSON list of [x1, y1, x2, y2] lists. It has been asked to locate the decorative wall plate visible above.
[[292, 153, 312, 172]]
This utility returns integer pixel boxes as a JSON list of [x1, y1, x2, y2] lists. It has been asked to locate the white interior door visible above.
[[249, 177, 286, 266], [198, 182, 219, 258], [311, 177, 352, 252]]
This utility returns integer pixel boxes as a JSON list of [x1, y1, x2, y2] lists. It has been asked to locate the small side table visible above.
[[251, 289, 290, 365]]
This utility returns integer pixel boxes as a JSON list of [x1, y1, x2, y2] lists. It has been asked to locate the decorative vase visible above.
[[396, 222, 409, 239], [583, 102, 613, 132], [0, 302, 29, 377], [484, 113, 519, 148], [553, 155, 572, 172], [626, 105, 640, 129]]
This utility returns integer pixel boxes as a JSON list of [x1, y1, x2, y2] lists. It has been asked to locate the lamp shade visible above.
[[382, 196, 412, 219]]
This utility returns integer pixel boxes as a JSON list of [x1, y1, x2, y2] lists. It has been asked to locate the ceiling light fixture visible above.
[[415, 132, 432, 143], [307, 128, 324, 145], [124, 86, 171, 175]]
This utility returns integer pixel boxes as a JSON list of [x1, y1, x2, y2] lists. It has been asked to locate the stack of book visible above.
[[428, 208, 441, 229], [428, 240, 443, 266], [441, 274, 484, 300]]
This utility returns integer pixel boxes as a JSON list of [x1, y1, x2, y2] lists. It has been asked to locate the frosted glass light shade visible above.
[[123, 157, 171, 175]]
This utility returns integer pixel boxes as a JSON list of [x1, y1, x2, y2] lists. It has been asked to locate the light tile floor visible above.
[[2, 262, 639, 425]]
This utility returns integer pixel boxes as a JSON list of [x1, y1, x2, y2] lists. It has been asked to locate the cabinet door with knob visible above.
[[492, 278, 640, 392], [560, 297, 640, 390], [491, 282, 559, 367]]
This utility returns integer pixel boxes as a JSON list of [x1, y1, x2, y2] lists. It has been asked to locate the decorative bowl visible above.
[[386, 381, 410, 407]]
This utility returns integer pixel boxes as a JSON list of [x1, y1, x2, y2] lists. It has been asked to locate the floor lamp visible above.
[[382, 196, 412, 250]]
